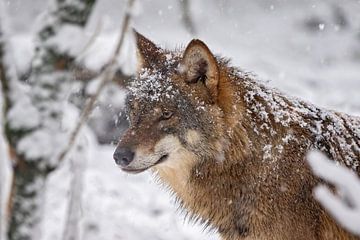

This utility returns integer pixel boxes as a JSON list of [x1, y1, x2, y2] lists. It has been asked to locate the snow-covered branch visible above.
[[307, 151, 360, 236], [16, 0, 96, 166]]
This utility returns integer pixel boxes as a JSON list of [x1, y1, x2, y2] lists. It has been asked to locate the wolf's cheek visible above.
[[185, 129, 201, 146], [153, 135, 197, 174], [153, 135, 183, 156]]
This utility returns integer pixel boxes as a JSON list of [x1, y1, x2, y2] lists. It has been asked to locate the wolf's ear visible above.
[[182, 39, 219, 100], [133, 30, 164, 70]]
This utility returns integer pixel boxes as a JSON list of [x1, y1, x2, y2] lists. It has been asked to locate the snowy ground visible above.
[[1, 0, 360, 239]]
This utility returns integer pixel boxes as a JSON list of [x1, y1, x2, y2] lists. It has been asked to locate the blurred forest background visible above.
[[0, 0, 360, 239]]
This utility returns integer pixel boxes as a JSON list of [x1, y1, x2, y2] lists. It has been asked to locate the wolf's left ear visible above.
[[182, 39, 219, 100], [133, 29, 164, 70]]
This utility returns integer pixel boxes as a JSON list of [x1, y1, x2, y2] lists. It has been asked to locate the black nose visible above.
[[113, 148, 135, 167]]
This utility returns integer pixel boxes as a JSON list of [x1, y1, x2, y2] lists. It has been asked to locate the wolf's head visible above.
[[114, 32, 234, 173]]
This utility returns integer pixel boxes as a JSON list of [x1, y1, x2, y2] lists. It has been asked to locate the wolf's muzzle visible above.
[[113, 147, 135, 167]]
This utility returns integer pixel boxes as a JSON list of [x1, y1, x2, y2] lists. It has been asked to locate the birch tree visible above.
[[0, 0, 96, 239]]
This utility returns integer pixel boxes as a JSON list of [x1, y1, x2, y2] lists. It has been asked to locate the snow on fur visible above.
[[129, 68, 180, 102], [240, 74, 360, 170]]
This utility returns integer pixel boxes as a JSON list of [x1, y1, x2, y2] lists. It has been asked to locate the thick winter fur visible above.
[[115, 32, 360, 240]]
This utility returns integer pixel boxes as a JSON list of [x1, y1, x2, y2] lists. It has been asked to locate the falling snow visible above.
[[0, 0, 360, 239]]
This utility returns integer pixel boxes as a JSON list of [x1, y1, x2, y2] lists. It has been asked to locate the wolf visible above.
[[113, 31, 360, 240]]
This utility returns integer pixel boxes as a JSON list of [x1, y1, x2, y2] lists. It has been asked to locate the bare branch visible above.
[[61, 2, 136, 239], [75, 18, 103, 62], [58, 0, 136, 164], [71, 64, 132, 87]]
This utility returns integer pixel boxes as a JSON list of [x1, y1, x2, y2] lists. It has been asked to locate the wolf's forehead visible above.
[[128, 68, 181, 102]]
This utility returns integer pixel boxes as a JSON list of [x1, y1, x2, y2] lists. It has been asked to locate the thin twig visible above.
[[58, 0, 136, 163], [75, 18, 103, 62], [72, 63, 132, 87]]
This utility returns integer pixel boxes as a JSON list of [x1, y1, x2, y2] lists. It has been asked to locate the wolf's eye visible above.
[[161, 110, 173, 120]]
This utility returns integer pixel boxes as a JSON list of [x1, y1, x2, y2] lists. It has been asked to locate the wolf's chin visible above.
[[121, 154, 169, 174]]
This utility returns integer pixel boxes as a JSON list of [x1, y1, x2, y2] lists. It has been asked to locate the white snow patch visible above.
[[17, 128, 66, 162], [129, 66, 180, 102], [46, 25, 87, 56], [308, 151, 360, 236], [7, 95, 40, 129]]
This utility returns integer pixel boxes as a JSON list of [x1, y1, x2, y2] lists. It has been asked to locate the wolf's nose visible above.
[[113, 148, 135, 167]]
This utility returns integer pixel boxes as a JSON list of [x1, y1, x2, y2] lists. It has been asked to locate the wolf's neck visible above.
[[153, 149, 197, 201]]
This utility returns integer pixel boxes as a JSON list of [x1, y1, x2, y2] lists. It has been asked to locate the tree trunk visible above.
[[7, 163, 46, 240], [0, 0, 96, 239]]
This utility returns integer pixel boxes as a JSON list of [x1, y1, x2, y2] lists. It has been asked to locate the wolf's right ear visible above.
[[133, 30, 164, 70], [181, 39, 219, 101]]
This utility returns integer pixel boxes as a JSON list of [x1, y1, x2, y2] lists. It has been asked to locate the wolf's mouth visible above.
[[121, 154, 169, 174], [155, 154, 169, 165]]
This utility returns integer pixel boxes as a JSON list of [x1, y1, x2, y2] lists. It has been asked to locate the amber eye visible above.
[[161, 110, 173, 120]]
